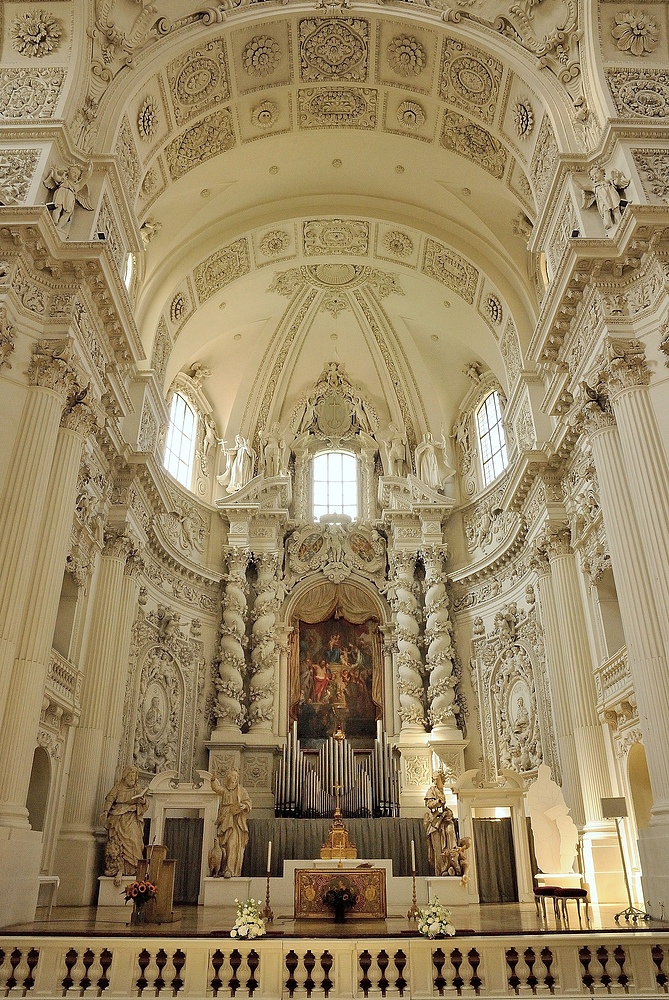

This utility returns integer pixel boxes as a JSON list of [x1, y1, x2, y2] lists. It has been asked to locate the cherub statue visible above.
[[581, 166, 630, 230], [44, 163, 93, 234]]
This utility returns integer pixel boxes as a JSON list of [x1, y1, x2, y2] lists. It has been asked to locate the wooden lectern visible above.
[[136, 844, 176, 923]]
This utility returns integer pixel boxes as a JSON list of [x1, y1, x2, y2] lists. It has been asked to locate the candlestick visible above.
[[267, 839, 272, 874], [411, 839, 416, 874], [262, 871, 274, 923]]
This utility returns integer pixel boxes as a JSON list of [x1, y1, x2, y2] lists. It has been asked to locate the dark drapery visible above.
[[242, 817, 430, 877], [164, 817, 204, 904], [473, 818, 518, 903]]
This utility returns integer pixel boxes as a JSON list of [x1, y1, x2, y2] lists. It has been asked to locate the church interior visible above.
[[2, 0, 669, 995]]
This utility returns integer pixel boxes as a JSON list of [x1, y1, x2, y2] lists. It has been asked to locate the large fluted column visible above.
[[54, 526, 137, 905], [530, 546, 584, 824], [0, 399, 95, 827], [603, 341, 669, 645], [542, 525, 619, 901], [0, 393, 93, 928], [581, 394, 669, 915], [389, 551, 426, 731], [0, 341, 78, 724], [249, 553, 279, 732], [543, 526, 612, 825], [423, 547, 460, 740], [213, 547, 248, 737]]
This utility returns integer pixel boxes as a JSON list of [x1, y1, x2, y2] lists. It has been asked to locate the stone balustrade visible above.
[[594, 646, 631, 716], [1, 931, 668, 999], [46, 650, 82, 711]]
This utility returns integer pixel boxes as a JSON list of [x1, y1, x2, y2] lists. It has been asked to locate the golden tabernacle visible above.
[[320, 810, 358, 859], [294, 868, 387, 919]]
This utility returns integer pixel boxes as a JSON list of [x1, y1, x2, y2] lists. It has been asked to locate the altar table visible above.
[[294, 867, 387, 919]]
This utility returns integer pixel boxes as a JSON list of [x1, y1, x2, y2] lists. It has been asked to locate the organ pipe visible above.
[[274, 727, 400, 818]]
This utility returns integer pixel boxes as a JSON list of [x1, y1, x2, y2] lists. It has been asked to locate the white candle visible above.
[[411, 839, 416, 873], [267, 840, 272, 874]]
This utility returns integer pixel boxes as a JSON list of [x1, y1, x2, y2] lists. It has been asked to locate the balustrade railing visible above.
[[2, 931, 668, 999], [47, 650, 82, 710], [594, 646, 630, 715]]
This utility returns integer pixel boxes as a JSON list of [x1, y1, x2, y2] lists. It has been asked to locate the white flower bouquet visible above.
[[417, 898, 456, 939], [230, 898, 266, 939]]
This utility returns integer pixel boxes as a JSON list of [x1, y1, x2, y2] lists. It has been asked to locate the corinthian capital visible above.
[[543, 524, 573, 560], [601, 339, 651, 397], [102, 524, 138, 560], [29, 338, 79, 399], [60, 388, 99, 436]]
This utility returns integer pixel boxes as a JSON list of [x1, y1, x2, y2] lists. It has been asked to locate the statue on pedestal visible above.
[[211, 768, 252, 877], [423, 771, 458, 876], [100, 766, 149, 877]]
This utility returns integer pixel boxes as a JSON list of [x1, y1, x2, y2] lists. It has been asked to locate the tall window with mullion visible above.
[[312, 451, 358, 521], [476, 390, 508, 486], [164, 392, 197, 489]]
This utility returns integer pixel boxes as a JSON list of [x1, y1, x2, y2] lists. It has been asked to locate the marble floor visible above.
[[3, 902, 664, 938]]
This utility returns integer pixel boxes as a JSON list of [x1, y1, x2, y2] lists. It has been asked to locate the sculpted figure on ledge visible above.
[[211, 768, 252, 877], [101, 766, 149, 877], [423, 770, 458, 876]]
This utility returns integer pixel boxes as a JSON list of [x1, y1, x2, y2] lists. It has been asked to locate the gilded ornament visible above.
[[11, 10, 62, 58], [242, 36, 281, 77], [259, 230, 291, 256], [251, 101, 278, 129], [512, 100, 534, 138], [387, 35, 426, 77], [611, 10, 659, 56], [383, 230, 414, 257], [397, 101, 425, 130], [137, 97, 159, 141]]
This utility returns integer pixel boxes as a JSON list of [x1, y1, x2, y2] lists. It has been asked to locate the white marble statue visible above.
[[211, 768, 252, 878], [423, 771, 458, 876], [383, 423, 408, 477], [43, 163, 93, 233], [526, 763, 578, 874], [100, 766, 148, 877], [581, 166, 630, 230], [260, 422, 286, 478], [218, 434, 256, 493]]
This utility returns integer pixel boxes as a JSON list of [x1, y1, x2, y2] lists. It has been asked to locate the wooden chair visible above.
[[553, 886, 590, 925], [533, 884, 560, 919]]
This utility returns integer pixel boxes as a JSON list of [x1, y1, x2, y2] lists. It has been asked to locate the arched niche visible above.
[[285, 576, 389, 747], [628, 741, 652, 832], [26, 746, 51, 833]]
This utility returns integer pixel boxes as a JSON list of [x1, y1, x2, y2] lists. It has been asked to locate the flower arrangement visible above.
[[417, 898, 456, 938], [322, 877, 358, 921], [122, 879, 157, 907], [230, 898, 266, 939]]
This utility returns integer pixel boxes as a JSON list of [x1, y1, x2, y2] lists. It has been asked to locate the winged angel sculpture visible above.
[[44, 163, 93, 234], [580, 166, 630, 230]]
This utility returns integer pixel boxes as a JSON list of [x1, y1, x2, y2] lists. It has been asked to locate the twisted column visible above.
[[214, 547, 249, 733], [423, 547, 459, 738], [249, 552, 280, 731], [390, 551, 426, 730]]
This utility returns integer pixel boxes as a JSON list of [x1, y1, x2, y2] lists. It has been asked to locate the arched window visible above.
[[476, 390, 508, 486], [312, 451, 358, 521], [164, 392, 197, 488]]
